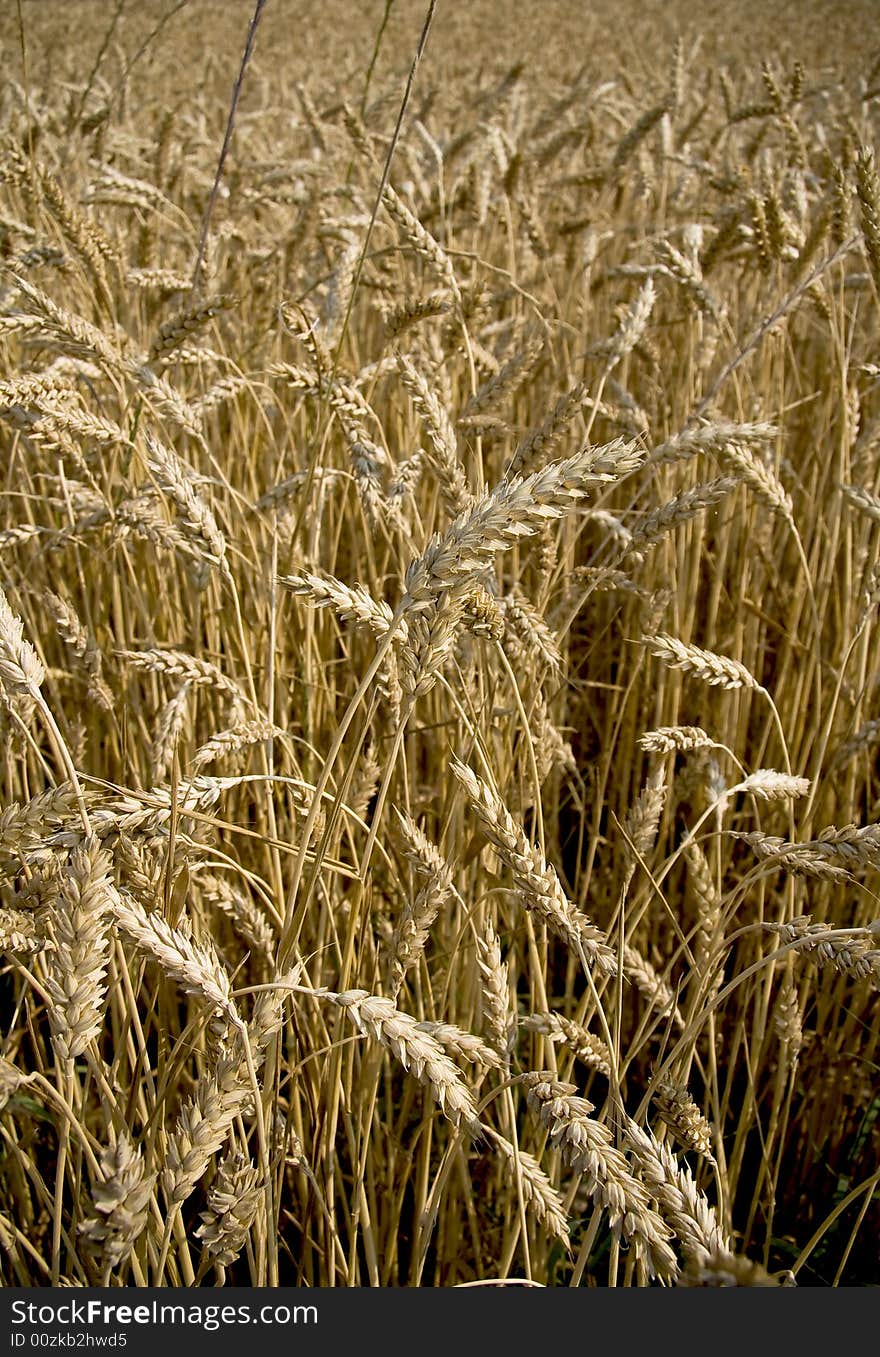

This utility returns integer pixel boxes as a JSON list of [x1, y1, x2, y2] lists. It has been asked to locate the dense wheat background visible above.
[[0, 0, 878, 1286]]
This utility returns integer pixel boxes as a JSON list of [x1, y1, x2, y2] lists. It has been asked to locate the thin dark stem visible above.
[[191, 0, 269, 293], [110, 0, 191, 113], [14, 0, 35, 179], [14, 0, 29, 115], [331, 0, 438, 374], [360, 0, 395, 117], [72, 0, 127, 130]]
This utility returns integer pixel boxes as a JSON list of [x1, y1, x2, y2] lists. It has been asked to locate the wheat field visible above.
[[0, 0, 878, 1288]]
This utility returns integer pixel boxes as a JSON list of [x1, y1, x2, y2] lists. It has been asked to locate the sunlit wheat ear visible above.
[[738, 831, 851, 881], [520, 1012, 611, 1076], [79, 1136, 157, 1274], [508, 380, 589, 476], [624, 1121, 729, 1265], [656, 239, 723, 322], [519, 1073, 678, 1281], [648, 419, 779, 465], [396, 354, 473, 516], [127, 267, 192, 292], [642, 633, 760, 690], [773, 974, 804, 1068], [389, 814, 453, 993], [626, 478, 736, 555], [846, 472, 880, 528], [654, 1078, 715, 1161], [389, 871, 450, 994], [145, 436, 228, 579], [348, 745, 381, 822], [461, 582, 505, 642], [279, 570, 405, 640], [199, 875, 276, 966], [638, 726, 716, 754], [476, 920, 514, 1057], [0, 583, 45, 703], [0, 784, 87, 855], [623, 945, 684, 1028], [381, 290, 450, 339], [31, 402, 128, 455], [682, 838, 722, 977], [382, 182, 460, 298], [45, 837, 115, 1063], [0, 908, 47, 955], [268, 359, 373, 424], [589, 276, 656, 370], [500, 589, 562, 672], [622, 767, 667, 865], [150, 683, 191, 783], [116, 646, 244, 705], [855, 144, 880, 295], [458, 328, 544, 425], [12, 275, 126, 371], [149, 293, 236, 364], [41, 161, 119, 277], [398, 591, 468, 699], [112, 892, 240, 1023], [190, 717, 281, 772], [733, 769, 810, 801], [162, 1060, 250, 1206], [450, 758, 616, 973], [717, 443, 793, 523], [402, 439, 644, 612], [413, 1020, 502, 1068], [325, 989, 481, 1134], [43, 590, 112, 711], [766, 915, 880, 987]]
